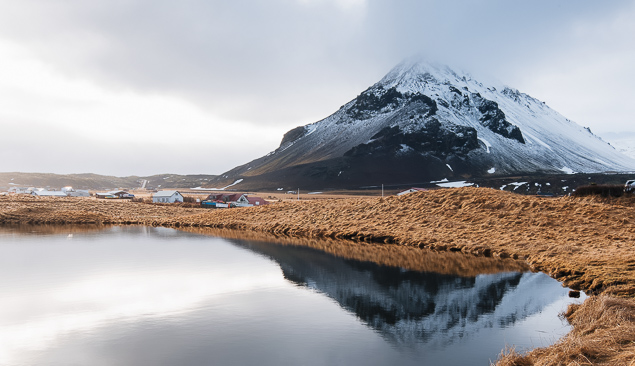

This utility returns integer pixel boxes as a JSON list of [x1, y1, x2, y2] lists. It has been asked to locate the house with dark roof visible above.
[[245, 196, 268, 206], [96, 190, 134, 199]]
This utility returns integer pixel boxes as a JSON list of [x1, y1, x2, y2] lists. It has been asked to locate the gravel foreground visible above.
[[1, 187, 634, 365]]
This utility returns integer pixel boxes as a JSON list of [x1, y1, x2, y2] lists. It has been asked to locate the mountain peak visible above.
[[383, 57, 457, 80], [205, 59, 635, 190], [378, 57, 510, 99]]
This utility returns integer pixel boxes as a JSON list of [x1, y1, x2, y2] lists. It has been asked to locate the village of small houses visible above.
[[1, 186, 273, 209]]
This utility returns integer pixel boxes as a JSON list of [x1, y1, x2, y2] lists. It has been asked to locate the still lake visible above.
[[0, 226, 585, 366]]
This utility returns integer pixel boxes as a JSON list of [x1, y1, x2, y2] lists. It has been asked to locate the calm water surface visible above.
[[0, 226, 585, 366]]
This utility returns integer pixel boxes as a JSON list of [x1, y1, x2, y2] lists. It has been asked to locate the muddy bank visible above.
[[2, 188, 635, 365]]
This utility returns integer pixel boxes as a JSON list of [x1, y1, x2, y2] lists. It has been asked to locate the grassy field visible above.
[[1, 187, 634, 365]]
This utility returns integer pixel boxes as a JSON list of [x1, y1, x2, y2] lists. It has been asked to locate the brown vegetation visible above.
[[180, 227, 531, 277], [573, 184, 628, 198], [496, 295, 635, 366], [1, 187, 635, 365]]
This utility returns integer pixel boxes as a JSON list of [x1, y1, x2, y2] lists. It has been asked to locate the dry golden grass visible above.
[[2, 187, 635, 365], [495, 295, 635, 366]]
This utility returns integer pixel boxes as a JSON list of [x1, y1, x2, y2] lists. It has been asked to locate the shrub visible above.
[[573, 184, 624, 197], [182, 196, 199, 204]]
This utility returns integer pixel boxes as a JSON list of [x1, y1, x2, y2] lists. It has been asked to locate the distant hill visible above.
[[602, 132, 635, 160], [0, 172, 217, 191], [204, 58, 635, 191]]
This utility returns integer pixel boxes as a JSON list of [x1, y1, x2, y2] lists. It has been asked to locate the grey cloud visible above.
[[2, 1, 633, 124], [0, 1, 633, 154]]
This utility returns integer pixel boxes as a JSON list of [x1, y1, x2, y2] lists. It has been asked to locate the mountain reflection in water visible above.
[[0, 226, 581, 366], [231, 238, 570, 346]]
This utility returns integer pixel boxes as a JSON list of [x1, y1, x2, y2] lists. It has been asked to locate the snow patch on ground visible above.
[[436, 181, 474, 188], [510, 182, 528, 190], [397, 144, 414, 155], [501, 182, 528, 191], [308, 192, 323, 195], [304, 124, 318, 137], [522, 131, 553, 151], [560, 167, 575, 174], [487, 167, 496, 174], [192, 179, 244, 191], [431, 178, 449, 183], [279, 141, 295, 152], [446, 164, 453, 172], [223, 179, 244, 189], [478, 138, 491, 153]]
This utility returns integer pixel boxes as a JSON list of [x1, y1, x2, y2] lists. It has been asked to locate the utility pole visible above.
[[297, 188, 300, 201], [382, 184, 384, 198]]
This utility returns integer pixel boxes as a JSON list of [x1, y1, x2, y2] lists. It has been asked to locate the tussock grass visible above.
[[495, 295, 635, 366]]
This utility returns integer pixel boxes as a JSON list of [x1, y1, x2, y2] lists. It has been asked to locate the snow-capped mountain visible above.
[[233, 238, 573, 349], [209, 59, 635, 190]]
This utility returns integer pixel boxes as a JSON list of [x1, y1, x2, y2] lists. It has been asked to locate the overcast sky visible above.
[[1, 0, 634, 177]]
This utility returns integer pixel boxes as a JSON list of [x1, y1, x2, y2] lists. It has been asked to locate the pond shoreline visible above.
[[1, 187, 634, 365]]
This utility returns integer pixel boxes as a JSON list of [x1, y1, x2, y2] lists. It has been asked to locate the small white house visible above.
[[8, 187, 32, 195], [31, 190, 68, 197], [152, 190, 184, 203]]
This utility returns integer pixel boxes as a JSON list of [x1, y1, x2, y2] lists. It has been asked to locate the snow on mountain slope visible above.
[[341, 59, 635, 174], [208, 58, 635, 189]]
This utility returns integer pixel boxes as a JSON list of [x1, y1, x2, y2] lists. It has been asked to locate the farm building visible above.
[[244, 196, 268, 206], [31, 189, 68, 197], [95, 190, 134, 199], [8, 187, 34, 195], [62, 187, 90, 197], [152, 190, 184, 203], [202, 193, 269, 208], [204, 193, 243, 203]]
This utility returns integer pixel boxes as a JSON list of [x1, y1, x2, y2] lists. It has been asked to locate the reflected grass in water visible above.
[[180, 226, 531, 277]]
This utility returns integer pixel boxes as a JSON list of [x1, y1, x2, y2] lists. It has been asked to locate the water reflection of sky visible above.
[[0, 226, 585, 366]]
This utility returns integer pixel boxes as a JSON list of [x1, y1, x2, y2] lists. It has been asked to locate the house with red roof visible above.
[[203, 193, 269, 207]]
